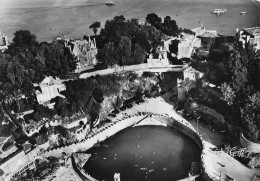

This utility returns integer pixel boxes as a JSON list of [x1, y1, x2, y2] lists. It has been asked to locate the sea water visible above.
[[0, 0, 259, 42]]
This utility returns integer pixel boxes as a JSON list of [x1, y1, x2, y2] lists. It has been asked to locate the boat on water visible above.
[[212, 9, 227, 14], [240, 12, 247, 15], [105, 1, 115, 6]]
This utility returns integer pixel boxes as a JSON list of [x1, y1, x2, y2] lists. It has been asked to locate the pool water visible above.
[[84, 125, 201, 181]]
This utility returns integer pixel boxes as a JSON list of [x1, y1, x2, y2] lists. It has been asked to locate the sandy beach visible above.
[[0, 0, 259, 42]]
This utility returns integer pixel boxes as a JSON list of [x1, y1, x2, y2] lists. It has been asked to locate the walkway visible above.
[[79, 64, 183, 79]]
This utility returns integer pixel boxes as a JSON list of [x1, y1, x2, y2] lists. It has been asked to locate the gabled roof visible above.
[[41, 76, 63, 85], [184, 66, 201, 73], [243, 27, 260, 36]]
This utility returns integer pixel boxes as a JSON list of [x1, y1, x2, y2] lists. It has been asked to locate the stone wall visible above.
[[240, 132, 260, 153], [41, 115, 147, 158], [194, 104, 225, 126]]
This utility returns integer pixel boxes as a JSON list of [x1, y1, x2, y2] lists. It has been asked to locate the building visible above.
[[177, 67, 203, 101], [114, 173, 120, 181], [238, 27, 260, 50], [22, 141, 32, 154], [177, 78, 186, 101], [147, 46, 169, 67], [192, 27, 218, 58], [63, 37, 98, 72], [0, 32, 9, 52], [35, 76, 66, 105], [166, 27, 217, 61], [177, 33, 195, 60], [183, 67, 204, 81]]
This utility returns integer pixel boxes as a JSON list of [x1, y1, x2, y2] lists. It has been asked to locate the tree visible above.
[[163, 16, 178, 36], [12, 30, 38, 47], [229, 50, 248, 92], [41, 41, 76, 77], [221, 82, 236, 106], [132, 43, 146, 65], [113, 15, 126, 22], [241, 92, 260, 141], [146, 13, 162, 29], [89, 21, 101, 36], [118, 36, 132, 66], [99, 42, 118, 66], [96, 15, 164, 66], [169, 39, 179, 55]]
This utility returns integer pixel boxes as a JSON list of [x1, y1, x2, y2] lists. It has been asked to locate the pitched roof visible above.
[[244, 27, 260, 36], [41, 76, 63, 85]]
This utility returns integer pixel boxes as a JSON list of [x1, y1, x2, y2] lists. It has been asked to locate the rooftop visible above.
[[184, 66, 201, 73], [177, 33, 195, 59], [244, 27, 260, 36], [40, 76, 64, 86], [192, 27, 217, 38]]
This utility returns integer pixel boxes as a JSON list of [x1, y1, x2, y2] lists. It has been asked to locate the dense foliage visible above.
[[145, 13, 179, 37], [0, 30, 76, 144], [89, 21, 101, 36], [0, 30, 76, 110], [63, 74, 128, 118], [96, 15, 165, 67], [192, 40, 260, 141]]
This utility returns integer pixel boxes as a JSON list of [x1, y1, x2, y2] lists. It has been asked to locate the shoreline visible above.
[[0, 0, 259, 42]]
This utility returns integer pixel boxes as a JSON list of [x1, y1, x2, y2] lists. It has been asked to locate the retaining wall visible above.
[[240, 132, 260, 153], [41, 115, 146, 158], [194, 105, 225, 126]]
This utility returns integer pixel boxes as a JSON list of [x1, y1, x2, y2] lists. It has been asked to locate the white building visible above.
[[35, 77, 66, 105], [147, 46, 169, 67], [183, 67, 204, 81], [192, 27, 218, 57], [0, 31, 9, 52], [177, 34, 195, 60], [238, 27, 260, 50]]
